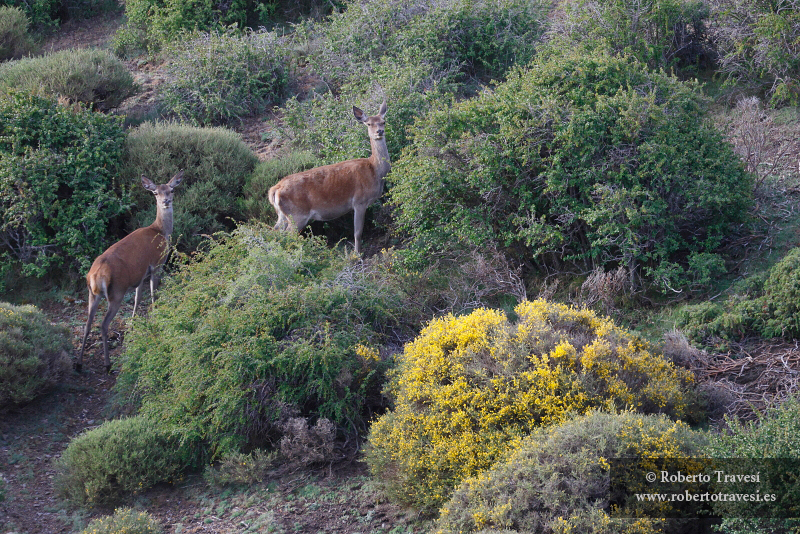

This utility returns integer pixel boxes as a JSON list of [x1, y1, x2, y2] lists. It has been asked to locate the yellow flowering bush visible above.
[[366, 299, 697, 512], [80, 507, 163, 534], [436, 411, 707, 533]]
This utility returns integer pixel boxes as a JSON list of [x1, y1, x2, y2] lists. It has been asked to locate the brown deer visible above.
[[269, 101, 389, 254], [76, 171, 184, 373]]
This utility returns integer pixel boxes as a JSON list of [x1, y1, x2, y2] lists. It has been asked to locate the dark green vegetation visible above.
[[0, 301, 72, 408], [3, 0, 800, 531], [0, 92, 127, 287]]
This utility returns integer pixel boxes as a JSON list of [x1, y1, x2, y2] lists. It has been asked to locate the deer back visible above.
[[87, 226, 168, 293]]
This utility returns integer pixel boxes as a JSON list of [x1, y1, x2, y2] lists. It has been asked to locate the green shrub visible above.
[[55, 415, 187, 507], [712, 0, 800, 106], [114, 225, 413, 459], [0, 302, 72, 408], [0, 6, 35, 61], [436, 411, 706, 533], [121, 122, 258, 252], [0, 0, 60, 30], [80, 507, 163, 534], [0, 92, 128, 283], [366, 299, 698, 512], [547, 0, 711, 74], [204, 448, 278, 486], [676, 247, 800, 344], [62, 0, 121, 21], [160, 29, 289, 126], [705, 397, 800, 533], [0, 48, 136, 110], [389, 49, 753, 292], [240, 150, 320, 222]]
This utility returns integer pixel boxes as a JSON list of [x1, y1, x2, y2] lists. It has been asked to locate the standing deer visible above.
[[269, 101, 389, 254], [77, 171, 184, 373]]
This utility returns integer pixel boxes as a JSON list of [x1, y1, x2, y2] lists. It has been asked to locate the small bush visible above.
[[121, 122, 258, 252], [705, 396, 800, 533], [1, 0, 60, 30], [80, 507, 163, 534], [389, 49, 753, 292], [0, 92, 128, 283], [547, 0, 712, 74], [437, 411, 706, 533], [114, 226, 413, 460], [160, 29, 289, 126], [366, 299, 698, 512], [204, 448, 278, 487], [0, 302, 72, 408], [56, 415, 187, 507], [0, 48, 136, 110], [0, 6, 35, 61], [241, 151, 320, 222]]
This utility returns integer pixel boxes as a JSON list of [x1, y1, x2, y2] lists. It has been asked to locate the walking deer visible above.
[[77, 171, 184, 373], [269, 101, 389, 254]]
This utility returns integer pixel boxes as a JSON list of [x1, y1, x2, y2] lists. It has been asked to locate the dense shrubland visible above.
[[367, 300, 699, 512], [390, 50, 752, 292], [0, 301, 72, 408], [0, 91, 127, 286], [0, 6, 35, 60]]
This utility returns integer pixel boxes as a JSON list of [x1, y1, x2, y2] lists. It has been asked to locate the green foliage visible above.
[[80, 507, 164, 534], [0, 48, 137, 110], [0, 92, 128, 283], [240, 150, 320, 222], [160, 29, 289, 126], [389, 50, 753, 292], [705, 397, 800, 534], [121, 121, 258, 252], [436, 411, 706, 533], [366, 299, 698, 512], [55, 415, 187, 508], [712, 0, 800, 106], [676, 247, 800, 345], [0, 6, 35, 61], [548, 0, 711, 74], [114, 226, 411, 459], [0, 302, 72, 408], [114, 0, 288, 53], [0, 0, 60, 30], [279, 0, 549, 164]]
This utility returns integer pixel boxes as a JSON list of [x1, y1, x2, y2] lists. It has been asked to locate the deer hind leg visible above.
[[77, 290, 103, 373], [100, 291, 125, 374]]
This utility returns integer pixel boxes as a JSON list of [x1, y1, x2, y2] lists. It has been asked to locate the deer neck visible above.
[[369, 136, 391, 180], [152, 202, 174, 239]]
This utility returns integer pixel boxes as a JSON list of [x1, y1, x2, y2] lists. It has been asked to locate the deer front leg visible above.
[[353, 205, 367, 255]]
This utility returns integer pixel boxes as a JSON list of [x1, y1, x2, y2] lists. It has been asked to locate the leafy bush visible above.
[[0, 0, 60, 30], [204, 449, 278, 487], [705, 396, 800, 534], [160, 29, 289, 126], [240, 150, 320, 222], [366, 299, 698, 512], [0, 6, 35, 61], [113, 226, 413, 459], [0, 48, 136, 110], [55, 415, 187, 507], [121, 122, 258, 252], [0, 92, 128, 283], [436, 411, 706, 533], [711, 0, 800, 106], [389, 50, 753, 292], [547, 0, 712, 74], [0, 302, 72, 408], [80, 507, 163, 534], [676, 247, 800, 345]]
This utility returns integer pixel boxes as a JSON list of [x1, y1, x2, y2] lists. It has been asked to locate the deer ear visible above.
[[379, 100, 387, 118], [353, 106, 366, 123], [168, 170, 184, 189], [141, 175, 157, 192]]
